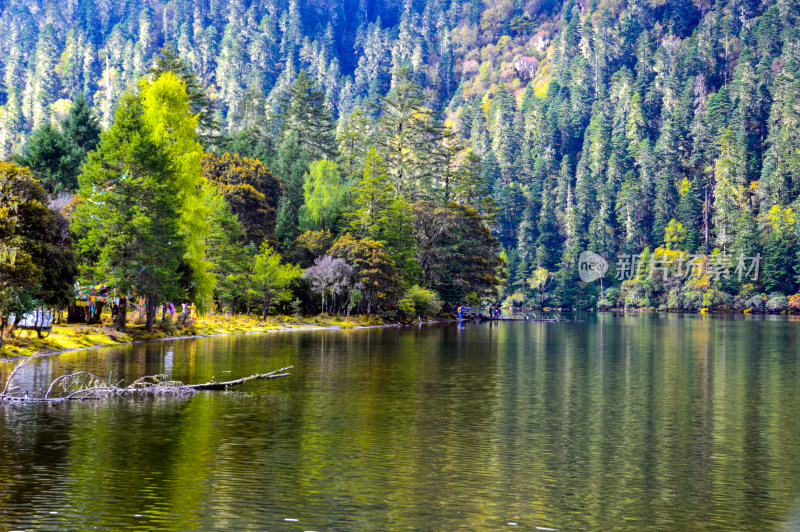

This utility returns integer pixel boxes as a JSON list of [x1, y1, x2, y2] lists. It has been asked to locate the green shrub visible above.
[[575, 290, 597, 310], [621, 280, 651, 309], [666, 286, 682, 310], [744, 295, 764, 312], [404, 285, 441, 318], [597, 298, 614, 309], [159, 315, 175, 332], [503, 291, 526, 309], [682, 289, 704, 311], [702, 289, 729, 310], [398, 298, 415, 314], [732, 284, 758, 310], [766, 293, 787, 312], [597, 287, 620, 309]]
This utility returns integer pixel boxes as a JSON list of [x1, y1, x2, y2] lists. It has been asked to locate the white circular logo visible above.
[[577, 251, 608, 282]]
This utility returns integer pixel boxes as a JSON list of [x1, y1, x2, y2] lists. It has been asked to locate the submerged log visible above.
[[0, 357, 292, 403]]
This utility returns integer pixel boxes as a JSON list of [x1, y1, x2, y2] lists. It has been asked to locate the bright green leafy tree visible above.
[[206, 191, 254, 313], [140, 72, 215, 312], [247, 244, 302, 319], [299, 159, 346, 232]]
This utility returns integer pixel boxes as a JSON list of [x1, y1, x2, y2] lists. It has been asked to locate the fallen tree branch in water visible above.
[[0, 358, 292, 402]]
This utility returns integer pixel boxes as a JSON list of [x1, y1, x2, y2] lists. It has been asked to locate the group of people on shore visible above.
[[162, 302, 196, 321]]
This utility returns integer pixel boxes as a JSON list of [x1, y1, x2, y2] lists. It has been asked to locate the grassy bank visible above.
[[0, 314, 391, 359]]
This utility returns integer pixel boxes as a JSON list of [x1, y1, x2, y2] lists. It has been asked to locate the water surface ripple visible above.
[[0, 313, 799, 530]]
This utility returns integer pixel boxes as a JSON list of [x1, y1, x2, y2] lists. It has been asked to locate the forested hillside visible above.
[[2, 0, 800, 312]]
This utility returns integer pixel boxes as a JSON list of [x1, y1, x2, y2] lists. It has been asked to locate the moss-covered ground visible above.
[[0, 313, 391, 359]]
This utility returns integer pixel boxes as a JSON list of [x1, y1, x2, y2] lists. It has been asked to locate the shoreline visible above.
[[2, 310, 794, 362], [0, 318, 450, 362]]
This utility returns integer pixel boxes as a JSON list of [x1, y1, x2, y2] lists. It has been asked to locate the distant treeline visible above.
[[2, 0, 800, 313]]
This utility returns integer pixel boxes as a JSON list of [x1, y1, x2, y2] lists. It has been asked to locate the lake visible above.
[[1, 313, 799, 531]]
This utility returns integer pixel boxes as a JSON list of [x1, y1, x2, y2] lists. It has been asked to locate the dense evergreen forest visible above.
[[3, 0, 800, 324]]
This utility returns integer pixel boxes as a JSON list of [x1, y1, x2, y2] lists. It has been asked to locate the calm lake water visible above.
[[1, 313, 800, 531]]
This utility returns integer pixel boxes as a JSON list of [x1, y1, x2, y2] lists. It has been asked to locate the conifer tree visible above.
[[375, 67, 455, 202], [653, 119, 680, 244], [150, 44, 221, 145], [206, 192, 253, 313], [712, 127, 743, 252], [758, 38, 800, 210], [412, 202, 504, 305], [278, 70, 338, 161], [13, 124, 72, 194], [337, 108, 372, 181], [61, 93, 101, 170], [14, 93, 101, 195], [275, 196, 298, 253], [676, 177, 702, 252], [31, 25, 60, 128], [72, 93, 185, 331], [349, 149, 393, 239], [732, 193, 760, 287], [454, 150, 496, 220], [140, 73, 214, 312], [535, 175, 562, 270], [348, 149, 419, 282], [760, 205, 796, 294]]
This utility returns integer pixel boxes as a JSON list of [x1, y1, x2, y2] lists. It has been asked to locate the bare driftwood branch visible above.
[[1, 358, 292, 403], [2, 357, 30, 396], [186, 371, 294, 390]]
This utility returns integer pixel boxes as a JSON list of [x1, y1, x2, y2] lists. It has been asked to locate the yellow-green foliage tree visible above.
[[140, 72, 214, 312], [287, 229, 334, 268], [202, 152, 283, 247], [0, 163, 76, 343], [328, 235, 402, 315], [299, 159, 346, 232], [247, 244, 302, 319]]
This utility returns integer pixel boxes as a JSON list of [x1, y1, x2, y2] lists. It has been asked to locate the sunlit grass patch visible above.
[[1, 313, 393, 359]]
